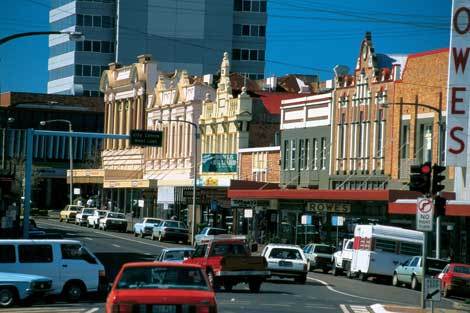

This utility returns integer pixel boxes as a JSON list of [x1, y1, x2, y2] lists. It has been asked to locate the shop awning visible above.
[[103, 179, 158, 189], [389, 200, 470, 217], [67, 169, 104, 184]]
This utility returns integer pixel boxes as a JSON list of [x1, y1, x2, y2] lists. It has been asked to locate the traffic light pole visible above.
[[436, 103, 443, 259]]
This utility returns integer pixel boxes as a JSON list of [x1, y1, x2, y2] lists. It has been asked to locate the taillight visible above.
[[111, 303, 134, 313], [198, 305, 217, 313]]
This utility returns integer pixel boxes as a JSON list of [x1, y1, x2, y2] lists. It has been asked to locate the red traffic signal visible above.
[[409, 162, 432, 195], [420, 164, 431, 174]]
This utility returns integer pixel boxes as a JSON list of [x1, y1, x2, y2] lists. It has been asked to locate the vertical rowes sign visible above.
[[446, 1, 470, 166]]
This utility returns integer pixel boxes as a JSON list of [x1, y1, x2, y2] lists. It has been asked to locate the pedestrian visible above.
[[77, 199, 83, 206], [86, 197, 94, 208]]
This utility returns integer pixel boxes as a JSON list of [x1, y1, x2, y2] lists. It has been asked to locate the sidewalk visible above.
[[371, 303, 470, 313]]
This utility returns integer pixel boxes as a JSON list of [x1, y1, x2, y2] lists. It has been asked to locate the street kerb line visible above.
[[38, 220, 168, 249], [84, 308, 100, 313], [307, 276, 406, 305]]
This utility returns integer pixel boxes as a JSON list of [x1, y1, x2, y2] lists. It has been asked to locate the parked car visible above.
[[152, 220, 189, 243], [332, 238, 354, 276], [0, 239, 105, 302], [261, 244, 308, 284], [185, 236, 269, 292], [99, 212, 127, 232], [438, 263, 470, 298], [303, 243, 335, 273], [19, 218, 47, 238], [106, 262, 217, 313], [393, 256, 448, 290], [0, 272, 53, 307], [75, 208, 96, 226], [133, 217, 163, 238], [156, 248, 195, 263], [194, 227, 227, 245], [59, 205, 83, 223], [87, 210, 108, 228]]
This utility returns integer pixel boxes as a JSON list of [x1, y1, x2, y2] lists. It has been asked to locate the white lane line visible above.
[[38, 220, 167, 249], [340, 304, 351, 313], [66, 233, 75, 236], [84, 308, 100, 313], [144, 252, 152, 255], [84, 237, 93, 241], [112, 244, 121, 248], [307, 276, 406, 305]]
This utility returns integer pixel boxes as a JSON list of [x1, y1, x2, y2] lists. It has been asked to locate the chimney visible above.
[[108, 62, 121, 71], [137, 54, 152, 64]]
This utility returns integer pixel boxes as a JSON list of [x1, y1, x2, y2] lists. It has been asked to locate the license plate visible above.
[[279, 260, 293, 267], [152, 305, 176, 313]]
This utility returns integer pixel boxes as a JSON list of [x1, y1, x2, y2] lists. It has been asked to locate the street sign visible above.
[[301, 215, 312, 225], [138, 200, 144, 208], [425, 277, 441, 301], [416, 197, 434, 232], [73, 188, 81, 195], [130, 129, 163, 147], [306, 202, 351, 213], [244, 209, 253, 218], [332, 216, 344, 226]]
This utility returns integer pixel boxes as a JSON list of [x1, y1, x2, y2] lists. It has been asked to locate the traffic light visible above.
[[435, 196, 446, 217], [409, 162, 432, 194], [432, 164, 446, 195]]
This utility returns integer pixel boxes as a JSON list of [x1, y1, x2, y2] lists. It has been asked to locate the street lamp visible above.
[[1, 117, 15, 170], [0, 31, 84, 46], [157, 119, 199, 245], [40, 120, 74, 205]]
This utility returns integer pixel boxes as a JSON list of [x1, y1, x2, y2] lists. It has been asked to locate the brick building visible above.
[[238, 147, 280, 183]]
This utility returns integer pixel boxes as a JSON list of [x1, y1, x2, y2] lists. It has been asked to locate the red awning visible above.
[[389, 201, 470, 217]]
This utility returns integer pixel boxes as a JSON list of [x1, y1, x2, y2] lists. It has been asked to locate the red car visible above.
[[106, 262, 217, 313], [438, 263, 470, 298]]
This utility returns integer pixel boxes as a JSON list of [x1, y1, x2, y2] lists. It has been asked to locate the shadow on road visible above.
[[94, 252, 155, 282], [267, 279, 325, 287]]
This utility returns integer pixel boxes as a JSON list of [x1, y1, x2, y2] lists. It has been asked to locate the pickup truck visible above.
[[184, 237, 270, 293], [332, 238, 354, 277], [133, 217, 162, 238]]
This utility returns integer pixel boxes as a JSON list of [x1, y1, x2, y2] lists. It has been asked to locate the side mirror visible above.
[[251, 243, 258, 253]]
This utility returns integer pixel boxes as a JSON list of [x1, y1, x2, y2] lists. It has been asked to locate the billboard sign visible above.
[[445, 0, 470, 166], [201, 153, 237, 173]]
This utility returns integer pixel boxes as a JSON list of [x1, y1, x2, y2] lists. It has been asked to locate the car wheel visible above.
[[358, 272, 367, 281], [59, 217, 63, 222], [295, 274, 307, 284], [346, 269, 353, 279], [248, 280, 262, 293], [0, 287, 16, 308], [65, 217, 69, 223], [207, 270, 219, 291], [392, 273, 399, 287], [139, 231, 144, 238], [443, 285, 451, 298], [411, 276, 419, 290], [63, 282, 84, 303], [151, 233, 156, 241], [158, 233, 163, 242], [322, 268, 329, 274], [332, 263, 339, 276], [309, 264, 315, 272]]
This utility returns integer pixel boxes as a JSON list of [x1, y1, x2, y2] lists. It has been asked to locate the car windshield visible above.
[[97, 211, 107, 216], [163, 250, 194, 261], [69, 206, 81, 211], [109, 213, 125, 219], [83, 209, 95, 214], [315, 245, 335, 254], [147, 219, 160, 224], [454, 266, 470, 274], [117, 266, 208, 290], [211, 244, 247, 256], [208, 228, 227, 235], [269, 248, 303, 260], [165, 221, 186, 228]]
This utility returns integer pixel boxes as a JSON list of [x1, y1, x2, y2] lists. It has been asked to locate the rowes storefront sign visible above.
[[446, 0, 470, 166], [201, 154, 237, 173]]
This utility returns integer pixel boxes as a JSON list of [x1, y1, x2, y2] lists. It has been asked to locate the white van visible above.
[[350, 225, 423, 281], [0, 239, 105, 302]]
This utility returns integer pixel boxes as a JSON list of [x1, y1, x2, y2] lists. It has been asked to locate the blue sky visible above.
[[0, 0, 451, 93]]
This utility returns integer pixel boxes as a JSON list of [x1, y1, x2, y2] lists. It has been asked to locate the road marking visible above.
[[84, 237, 93, 241], [38, 220, 169, 249], [66, 233, 75, 236], [112, 244, 121, 248], [340, 304, 350, 313], [84, 308, 99, 313], [349, 305, 371, 313], [307, 276, 406, 305]]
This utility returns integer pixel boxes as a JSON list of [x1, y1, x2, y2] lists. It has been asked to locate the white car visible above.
[[75, 208, 96, 226], [87, 210, 108, 228], [99, 212, 127, 232], [261, 244, 308, 284], [0, 239, 105, 302], [303, 243, 335, 273]]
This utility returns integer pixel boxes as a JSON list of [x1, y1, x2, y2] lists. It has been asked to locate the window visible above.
[[0, 245, 15, 263], [409, 257, 420, 267], [61, 244, 82, 259], [358, 111, 364, 157], [93, 15, 101, 27], [232, 49, 241, 60], [290, 140, 296, 170], [90, 91, 99, 97], [83, 65, 91, 76], [19, 245, 53, 263], [243, 0, 251, 11], [374, 239, 396, 253], [249, 50, 258, 60], [260, 0, 267, 12], [259, 25, 266, 37], [305, 139, 309, 170], [102, 16, 112, 28], [376, 109, 384, 157], [242, 24, 250, 36], [258, 50, 265, 61], [75, 64, 82, 76], [283, 139, 289, 170], [313, 138, 318, 169], [339, 113, 346, 159], [250, 25, 259, 36], [92, 41, 100, 52], [241, 49, 249, 60], [299, 139, 305, 169], [192, 244, 207, 258], [400, 124, 409, 159], [84, 15, 92, 26], [269, 248, 302, 260], [422, 124, 432, 163], [210, 244, 247, 256], [101, 41, 110, 53], [251, 0, 260, 11], [77, 14, 83, 26], [233, 24, 241, 36], [83, 40, 92, 51], [76, 41, 83, 51], [92, 65, 101, 77], [234, 0, 242, 11], [320, 137, 327, 169], [400, 242, 422, 256]]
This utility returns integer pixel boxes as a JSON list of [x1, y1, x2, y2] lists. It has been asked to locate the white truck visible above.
[[332, 238, 354, 276], [350, 224, 423, 281], [133, 218, 162, 238]]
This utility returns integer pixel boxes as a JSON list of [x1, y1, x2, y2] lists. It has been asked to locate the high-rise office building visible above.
[[48, 0, 267, 96]]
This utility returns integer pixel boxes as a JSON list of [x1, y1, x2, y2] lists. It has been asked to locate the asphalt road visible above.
[[3, 218, 463, 313]]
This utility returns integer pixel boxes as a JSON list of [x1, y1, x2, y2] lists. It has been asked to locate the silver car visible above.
[[155, 248, 195, 263]]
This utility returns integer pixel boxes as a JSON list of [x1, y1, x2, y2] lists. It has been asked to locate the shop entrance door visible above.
[[279, 210, 299, 244]]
